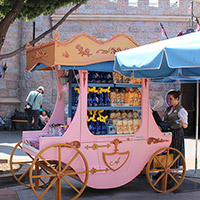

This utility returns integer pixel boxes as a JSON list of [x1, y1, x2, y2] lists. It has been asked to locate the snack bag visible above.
[[110, 90, 117, 106], [118, 74, 123, 83], [124, 88, 129, 104], [116, 110, 122, 120], [128, 119, 134, 134], [127, 111, 133, 119], [134, 90, 139, 106], [134, 118, 141, 132], [110, 111, 116, 120], [121, 110, 127, 120], [120, 91, 125, 105], [122, 75, 130, 83], [113, 72, 118, 83], [116, 89, 121, 106], [116, 120, 123, 134], [129, 89, 134, 106], [138, 91, 142, 106], [123, 119, 129, 134], [133, 110, 139, 119]]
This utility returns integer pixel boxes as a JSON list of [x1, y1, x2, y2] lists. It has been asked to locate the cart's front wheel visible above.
[[146, 147, 186, 193], [29, 143, 89, 200]]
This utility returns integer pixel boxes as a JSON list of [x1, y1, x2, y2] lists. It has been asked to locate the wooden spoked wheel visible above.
[[10, 140, 57, 188], [29, 143, 89, 200], [10, 140, 35, 187], [146, 147, 186, 193]]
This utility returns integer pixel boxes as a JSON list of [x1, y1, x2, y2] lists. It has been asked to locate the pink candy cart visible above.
[[10, 32, 186, 200]]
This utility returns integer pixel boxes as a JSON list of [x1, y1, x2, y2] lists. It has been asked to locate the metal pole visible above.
[[33, 21, 35, 46], [195, 80, 199, 174], [191, 1, 194, 27]]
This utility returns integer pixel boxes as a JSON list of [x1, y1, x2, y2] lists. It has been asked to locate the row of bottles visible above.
[[74, 87, 142, 107], [113, 72, 142, 84], [110, 88, 141, 106], [88, 72, 113, 83], [74, 87, 111, 106], [72, 70, 142, 84]]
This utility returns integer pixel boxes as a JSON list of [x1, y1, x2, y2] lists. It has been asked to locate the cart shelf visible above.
[[71, 83, 142, 88], [72, 106, 141, 111]]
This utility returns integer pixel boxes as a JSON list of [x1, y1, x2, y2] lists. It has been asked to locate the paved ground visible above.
[[0, 131, 200, 200]]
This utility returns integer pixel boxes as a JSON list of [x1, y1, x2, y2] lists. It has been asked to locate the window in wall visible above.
[[128, 0, 138, 7], [149, 0, 158, 7], [170, 0, 179, 7], [109, 0, 117, 2]]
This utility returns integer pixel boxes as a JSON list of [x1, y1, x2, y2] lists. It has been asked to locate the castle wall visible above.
[[0, 0, 196, 119]]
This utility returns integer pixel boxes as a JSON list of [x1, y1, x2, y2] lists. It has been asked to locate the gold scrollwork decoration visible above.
[[53, 30, 60, 41], [31, 50, 48, 60], [85, 143, 111, 150], [76, 44, 92, 57], [62, 51, 69, 58], [89, 167, 109, 174], [66, 141, 81, 149], [110, 138, 122, 152], [96, 47, 128, 54], [147, 137, 169, 145]]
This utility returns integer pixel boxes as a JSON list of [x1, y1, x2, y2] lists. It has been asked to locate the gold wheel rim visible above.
[[10, 140, 56, 188], [29, 143, 89, 200], [146, 147, 186, 193], [10, 140, 33, 187]]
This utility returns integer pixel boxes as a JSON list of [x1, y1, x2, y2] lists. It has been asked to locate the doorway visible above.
[[181, 83, 198, 138]]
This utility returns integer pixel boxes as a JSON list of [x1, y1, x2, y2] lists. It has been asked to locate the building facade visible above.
[[0, 0, 197, 119]]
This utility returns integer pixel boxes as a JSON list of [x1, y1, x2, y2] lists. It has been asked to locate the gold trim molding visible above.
[[147, 137, 169, 145], [85, 143, 111, 150], [51, 14, 190, 22]]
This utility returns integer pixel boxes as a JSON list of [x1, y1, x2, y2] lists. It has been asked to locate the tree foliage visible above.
[[0, 0, 87, 58], [0, 0, 84, 21]]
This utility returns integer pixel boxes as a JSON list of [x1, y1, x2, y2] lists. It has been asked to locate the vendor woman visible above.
[[164, 90, 188, 168]]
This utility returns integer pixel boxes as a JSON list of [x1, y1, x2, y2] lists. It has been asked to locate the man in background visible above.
[[26, 86, 44, 130]]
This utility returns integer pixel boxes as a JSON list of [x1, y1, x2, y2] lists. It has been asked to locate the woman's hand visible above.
[[178, 119, 188, 129]]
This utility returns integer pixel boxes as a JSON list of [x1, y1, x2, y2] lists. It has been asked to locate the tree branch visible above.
[[0, 0, 87, 61], [0, 0, 25, 51]]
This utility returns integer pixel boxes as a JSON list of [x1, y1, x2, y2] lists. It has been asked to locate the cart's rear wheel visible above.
[[10, 140, 57, 188], [146, 147, 186, 193], [29, 143, 89, 200]]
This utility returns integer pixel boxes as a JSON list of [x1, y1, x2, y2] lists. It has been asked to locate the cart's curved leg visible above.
[[29, 143, 89, 200], [146, 147, 186, 193], [10, 140, 57, 188]]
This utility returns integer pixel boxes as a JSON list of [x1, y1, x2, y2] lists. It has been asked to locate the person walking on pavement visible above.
[[26, 86, 44, 130]]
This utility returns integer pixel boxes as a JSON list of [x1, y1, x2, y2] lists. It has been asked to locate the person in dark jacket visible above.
[[26, 86, 44, 130]]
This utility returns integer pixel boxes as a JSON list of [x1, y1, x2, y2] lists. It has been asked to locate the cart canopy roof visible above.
[[26, 31, 139, 72]]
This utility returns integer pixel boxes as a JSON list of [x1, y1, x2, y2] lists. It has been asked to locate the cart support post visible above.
[[195, 80, 199, 174]]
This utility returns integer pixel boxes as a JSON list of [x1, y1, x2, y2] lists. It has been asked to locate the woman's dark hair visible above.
[[168, 90, 182, 99]]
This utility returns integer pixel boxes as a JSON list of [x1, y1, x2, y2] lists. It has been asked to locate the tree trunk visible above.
[[0, 0, 25, 53]]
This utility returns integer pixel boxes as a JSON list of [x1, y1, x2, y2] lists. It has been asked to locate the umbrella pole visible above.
[[195, 80, 199, 174]]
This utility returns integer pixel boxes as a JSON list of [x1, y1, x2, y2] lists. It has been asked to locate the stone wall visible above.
[[0, 0, 197, 118]]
